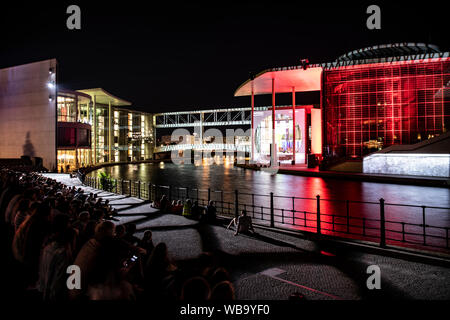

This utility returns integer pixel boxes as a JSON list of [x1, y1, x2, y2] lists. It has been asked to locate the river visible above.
[[88, 162, 450, 250]]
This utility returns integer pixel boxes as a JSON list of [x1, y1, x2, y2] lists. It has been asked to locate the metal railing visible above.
[[83, 176, 450, 252]]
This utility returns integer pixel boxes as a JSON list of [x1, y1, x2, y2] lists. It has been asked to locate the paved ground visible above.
[[44, 174, 450, 300]]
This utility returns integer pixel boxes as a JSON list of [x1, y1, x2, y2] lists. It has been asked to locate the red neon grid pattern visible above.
[[323, 58, 450, 159]]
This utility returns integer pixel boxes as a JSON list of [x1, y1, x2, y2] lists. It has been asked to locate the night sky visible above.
[[1, 1, 448, 113]]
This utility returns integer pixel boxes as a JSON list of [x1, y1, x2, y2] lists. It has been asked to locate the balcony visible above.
[[57, 122, 92, 149]]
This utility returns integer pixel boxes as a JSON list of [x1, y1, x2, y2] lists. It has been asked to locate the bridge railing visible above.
[[83, 176, 450, 253], [153, 143, 250, 153]]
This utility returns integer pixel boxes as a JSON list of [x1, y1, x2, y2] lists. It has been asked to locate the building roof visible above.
[[234, 43, 450, 97], [234, 66, 322, 97], [336, 43, 441, 62], [58, 88, 92, 103], [76, 88, 132, 106]]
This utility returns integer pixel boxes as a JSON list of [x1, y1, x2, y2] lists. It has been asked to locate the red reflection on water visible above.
[[320, 250, 335, 257]]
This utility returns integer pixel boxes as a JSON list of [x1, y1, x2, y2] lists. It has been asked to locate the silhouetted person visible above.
[[203, 201, 217, 223], [22, 131, 35, 158], [181, 276, 211, 301], [210, 281, 235, 301]]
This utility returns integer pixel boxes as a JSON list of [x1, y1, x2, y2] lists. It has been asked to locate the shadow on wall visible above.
[[23, 131, 36, 157]]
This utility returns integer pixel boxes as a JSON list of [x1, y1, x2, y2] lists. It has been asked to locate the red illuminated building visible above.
[[235, 43, 450, 167]]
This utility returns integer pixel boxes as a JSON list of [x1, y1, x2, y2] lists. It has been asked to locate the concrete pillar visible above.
[[271, 78, 276, 166], [251, 81, 255, 162], [200, 112, 204, 144], [108, 100, 112, 162], [292, 87, 296, 165], [93, 95, 97, 164]]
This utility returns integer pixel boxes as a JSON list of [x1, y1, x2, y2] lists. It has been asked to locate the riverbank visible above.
[[37, 173, 450, 300], [236, 163, 450, 188]]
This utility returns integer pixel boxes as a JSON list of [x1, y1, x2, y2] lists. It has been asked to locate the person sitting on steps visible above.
[[227, 210, 255, 236]]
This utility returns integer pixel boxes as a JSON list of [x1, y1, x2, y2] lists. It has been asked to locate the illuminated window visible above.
[[57, 96, 76, 122]]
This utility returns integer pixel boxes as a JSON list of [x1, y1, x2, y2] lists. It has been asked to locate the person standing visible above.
[[182, 199, 192, 217]]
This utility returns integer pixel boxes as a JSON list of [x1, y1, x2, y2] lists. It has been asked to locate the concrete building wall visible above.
[[0, 59, 57, 170]]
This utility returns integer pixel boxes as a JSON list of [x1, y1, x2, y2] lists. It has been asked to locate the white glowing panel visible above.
[[311, 108, 322, 154], [363, 153, 450, 178]]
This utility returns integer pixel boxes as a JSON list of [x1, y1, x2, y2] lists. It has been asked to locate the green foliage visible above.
[[98, 171, 116, 192]]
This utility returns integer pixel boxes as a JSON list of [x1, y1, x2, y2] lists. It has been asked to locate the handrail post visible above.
[[422, 206, 426, 245], [316, 195, 321, 234], [208, 188, 211, 202], [234, 189, 239, 218], [129, 180, 132, 197], [446, 228, 449, 249], [270, 192, 274, 228], [137, 181, 141, 199], [292, 197, 295, 225], [346, 200, 350, 233], [253, 194, 256, 218], [148, 183, 152, 201], [379, 198, 386, 247], [121, 179, 124, 195]]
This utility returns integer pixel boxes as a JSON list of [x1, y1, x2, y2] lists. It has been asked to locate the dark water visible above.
[[89, 162, 450, 248], [89, 162, 449, 205]]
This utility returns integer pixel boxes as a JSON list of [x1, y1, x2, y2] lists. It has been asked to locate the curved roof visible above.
[[58, 88, 92, 103], [234, 66, 322, 97], [336, 43, 441, 62], [76, 88, 132, 106]]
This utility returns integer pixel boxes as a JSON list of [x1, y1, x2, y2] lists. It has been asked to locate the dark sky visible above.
[[1, 1, 448, 113]]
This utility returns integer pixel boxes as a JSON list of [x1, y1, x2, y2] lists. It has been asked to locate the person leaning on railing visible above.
[[201, 201, 217, 224]]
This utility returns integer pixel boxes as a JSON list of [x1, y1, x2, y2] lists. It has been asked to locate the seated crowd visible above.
[[0, 169, 235, 301], [151, 195, 218, 223], [152, 195, 255, 237]]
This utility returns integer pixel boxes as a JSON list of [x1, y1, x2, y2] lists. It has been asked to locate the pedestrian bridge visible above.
[[153, 106, 264, 154], [154, 143, 250, 153]]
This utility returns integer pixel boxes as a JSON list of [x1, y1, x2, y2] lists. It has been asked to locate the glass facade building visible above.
[[56, 88, 154, 172], [56, 89, 93, 172], [235, 43, 449, 168], [322, 57, 450, 159]]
